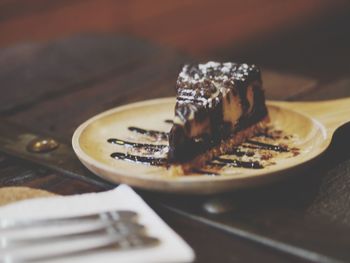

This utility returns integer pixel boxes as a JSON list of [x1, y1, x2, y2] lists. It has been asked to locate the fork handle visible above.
[[1, 221, 144, 250]]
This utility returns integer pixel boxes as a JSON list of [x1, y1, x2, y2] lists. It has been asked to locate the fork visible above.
[[0, 210, 159, 262], [0, 210, 137, 230], [1, 234, 159, 263], [1, 220, 145, 250]]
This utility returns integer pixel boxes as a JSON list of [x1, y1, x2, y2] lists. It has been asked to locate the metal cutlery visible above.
[[2, 234, 159, 263], [1, 220, 145, 249], [0, 210, 137, 230], [0, 210, 159, 262]]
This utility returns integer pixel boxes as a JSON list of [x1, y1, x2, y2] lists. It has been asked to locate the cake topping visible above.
[[174, 61, 261, 129], [177, 61, 260, 85]]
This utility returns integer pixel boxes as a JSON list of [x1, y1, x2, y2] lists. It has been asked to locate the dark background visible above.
[[0, 0, 349, 78]]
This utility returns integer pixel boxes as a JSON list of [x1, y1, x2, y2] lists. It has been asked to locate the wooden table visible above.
[[1, 4, 350, 262]]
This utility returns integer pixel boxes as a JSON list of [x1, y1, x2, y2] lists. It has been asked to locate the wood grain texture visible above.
[[0, 36, 164, 113], [153, 203, 311, 263]]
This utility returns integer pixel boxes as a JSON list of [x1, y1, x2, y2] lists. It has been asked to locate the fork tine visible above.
[[0, 210, 137, 230]]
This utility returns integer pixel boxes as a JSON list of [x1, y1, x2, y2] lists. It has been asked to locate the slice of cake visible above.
[[168, 62, 269, 173]]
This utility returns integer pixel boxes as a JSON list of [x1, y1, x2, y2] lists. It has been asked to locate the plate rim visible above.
[[72, 97, 328, 192]]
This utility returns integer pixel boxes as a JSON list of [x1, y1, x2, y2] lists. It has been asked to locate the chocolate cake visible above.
[[168, 62, 269, 173]]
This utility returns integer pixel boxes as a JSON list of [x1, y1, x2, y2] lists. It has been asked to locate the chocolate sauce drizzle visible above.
[[111, 152, 166, 166], [107, 138, 167, 149], [213, 157, 263, 169], [107, 124, 295, 172], [245, 139, 288, 152], [228, 148, 255, 157], [128, 126, 168, 140]]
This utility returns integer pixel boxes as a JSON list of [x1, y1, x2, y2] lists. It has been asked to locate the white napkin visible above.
[[0, 184, 195, 263]]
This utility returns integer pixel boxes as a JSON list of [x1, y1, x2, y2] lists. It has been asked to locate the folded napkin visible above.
[[0, 184, 195, 263]]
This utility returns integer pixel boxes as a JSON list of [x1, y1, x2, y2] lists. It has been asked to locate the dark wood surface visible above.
[[1, 3, 350, 262]]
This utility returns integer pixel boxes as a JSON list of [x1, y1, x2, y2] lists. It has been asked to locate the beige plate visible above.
[[72, 97, 350, 194]]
